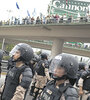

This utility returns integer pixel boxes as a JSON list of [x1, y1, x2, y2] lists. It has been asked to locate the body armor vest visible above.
[[1, 65, 26, 100], [39, 80, 71, 100], [83, 76, 90, 91]]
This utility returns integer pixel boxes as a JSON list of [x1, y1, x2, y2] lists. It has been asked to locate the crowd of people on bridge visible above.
[[0, 13, 90, 26], [0, 43, 90, 100]]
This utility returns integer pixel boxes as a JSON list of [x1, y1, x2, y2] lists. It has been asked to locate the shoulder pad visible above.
[[20, 67, 33, 89], [22, 67, 32, 77], [64, 87, 78, 98]]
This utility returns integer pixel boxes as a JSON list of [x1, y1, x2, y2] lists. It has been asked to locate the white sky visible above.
[[0, 0, 51, 20], [0, 0, 90, 21]]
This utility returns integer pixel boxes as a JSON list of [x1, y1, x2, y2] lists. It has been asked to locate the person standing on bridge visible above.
[[0, 43, 34, 100], [0, 50, 3, 78]]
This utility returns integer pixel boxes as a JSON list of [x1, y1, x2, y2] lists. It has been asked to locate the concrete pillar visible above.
[[51, 39, 64, 58]]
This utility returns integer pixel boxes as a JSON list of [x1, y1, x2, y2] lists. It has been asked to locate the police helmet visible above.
[[79, 62, 86, 71], [0, 49, 3, 62], [10, 43, 34, 63], [88, 65, 90, 69], [32, 54, 40, 62], [49, 54, 79, 79], [40, 53, 48, 60]]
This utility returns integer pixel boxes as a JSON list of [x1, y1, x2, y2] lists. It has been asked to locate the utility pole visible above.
[[2, 38, 5, 50]]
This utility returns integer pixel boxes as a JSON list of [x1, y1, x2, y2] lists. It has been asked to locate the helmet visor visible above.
[[9, 45, 20, 57]]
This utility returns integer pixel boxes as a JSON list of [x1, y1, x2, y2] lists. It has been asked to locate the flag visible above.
[[32, 8, 36, 17], [16, 2, 20, 9], [27, 10, 30, 17]]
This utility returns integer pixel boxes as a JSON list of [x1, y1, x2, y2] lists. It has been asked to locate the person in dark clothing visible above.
[[0, 43, 34, 100], [76, 62, 86, 87], [30, 53, 50, 100], [38, 54, 79, 100], [29, 54, 40, 76], [78, 65, 90, 100]]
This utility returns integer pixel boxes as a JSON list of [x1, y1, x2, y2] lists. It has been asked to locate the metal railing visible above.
[[0, 16, 90, 26]]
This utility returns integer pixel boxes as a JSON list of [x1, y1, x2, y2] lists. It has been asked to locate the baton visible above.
[[80, 95, 82, 100]]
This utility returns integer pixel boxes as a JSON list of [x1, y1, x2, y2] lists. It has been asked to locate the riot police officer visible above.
[[0, 50, 3, 77], [38, 54, 79, 100], [76, 62, 86, 87], [0, 43, 34, 100], [30, 52, 50, 100], [78, 65, 90, 100], [29, 54, 40, 76]]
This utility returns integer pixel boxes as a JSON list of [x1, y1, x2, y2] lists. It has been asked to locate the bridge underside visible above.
[[0, 24, 90, 42], [0, 38, 90, 57], [0, 24, 90, 57]]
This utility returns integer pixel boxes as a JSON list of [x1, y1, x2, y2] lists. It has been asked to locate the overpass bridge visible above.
[[0, 23, 90, 57]]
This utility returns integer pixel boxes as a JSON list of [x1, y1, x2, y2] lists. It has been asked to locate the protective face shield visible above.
[[9, 43, 34, 63], [51, 67, 66, 81], [9, 45, 20, 57], [49, 54, 78, 80]]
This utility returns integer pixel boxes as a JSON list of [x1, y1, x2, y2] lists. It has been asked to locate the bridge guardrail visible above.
[[1, 60, 8, 72]]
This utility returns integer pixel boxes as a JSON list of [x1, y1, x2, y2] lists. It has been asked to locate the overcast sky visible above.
[[0, 0, 90, 20], [0, 0, 51, 20]]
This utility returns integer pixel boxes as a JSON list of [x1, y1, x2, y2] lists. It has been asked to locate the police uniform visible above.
[[1, 65, 32, 100], [38, 54, 79, 100], [78, 69, 90, 100], [30, 53, 50, 99], [38, 80, 78, 100], [0, 43, 34, 100]]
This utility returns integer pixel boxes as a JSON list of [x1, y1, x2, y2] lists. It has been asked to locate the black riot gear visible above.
[[37, 54, 79, 100], [9, 43, 34, 63], [40, 53, 48, 60], [32, 54, 40, 62], [76, 62, 86, 87], [49, 54, 78, 80], [81, 70, 90, 91], [1, 43, 33, 100], [38, 80, 79, 100], [2, 65, 26, 100], [78, 62, 86, 71]]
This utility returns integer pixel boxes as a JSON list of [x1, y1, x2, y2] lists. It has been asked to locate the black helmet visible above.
[[0, 49, 3, 62], [88, 65, 90, 69], [32, 54, 40, 62], [49, 54, 78, 79], [40, 53, 48, 60], [79, 62, 86, 71], [10, 43, 34, 63]]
